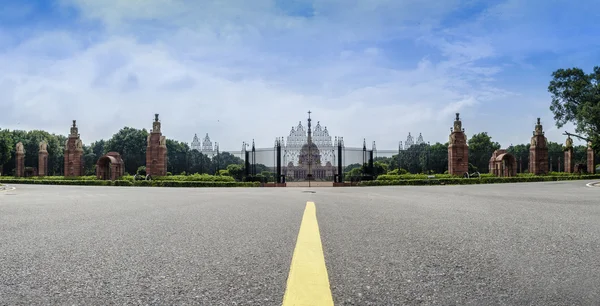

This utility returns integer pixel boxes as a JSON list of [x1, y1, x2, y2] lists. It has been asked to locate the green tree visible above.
[[547, 141, 564, 172], [105, 127, 149, 174], [506, 144, 529, 173], [226, 164, 245, 181], [0, 129, 13, 175], [2, 130, 65, 176], [214, 151, 244, 169], [83, 145, 97, 175], [468, 132, 501, 173], [187, 149, 211, 174], [428, 142, 448, 174], [548, 66, 600, 151], [166, 139, 189, 175], [398, 143, 429, 174], [90, 140, 106, 159]]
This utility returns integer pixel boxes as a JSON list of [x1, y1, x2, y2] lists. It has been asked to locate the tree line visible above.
[[367, 132, 596, 176], [1, 128, 597, 178], [0, 127, 243, 177]]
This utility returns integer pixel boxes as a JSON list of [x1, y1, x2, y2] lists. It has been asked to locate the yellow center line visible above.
[[282, 201, 334, 306]]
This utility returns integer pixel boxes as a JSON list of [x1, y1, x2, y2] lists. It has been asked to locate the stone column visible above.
[[15, 142, 25, 177], [564, 136, 574, 173], [146, 114, 168, 176], [447, 113, 469, 176], [64, 120, 84, 177], [528, 118, 549, 175], [38, 141, 48, 177], [588, 142, 595, 174]]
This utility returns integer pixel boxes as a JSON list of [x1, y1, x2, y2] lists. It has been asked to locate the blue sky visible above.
[[1, 0, 599, 150]]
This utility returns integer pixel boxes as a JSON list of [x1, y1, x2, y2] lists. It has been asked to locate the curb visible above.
[[585, 181, 600, 188], [0, 185, 16, 192]]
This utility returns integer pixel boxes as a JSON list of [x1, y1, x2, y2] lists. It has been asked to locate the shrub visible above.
[[376, 174, 453, 181], [136, 166, 146, 176], [360, 174, 600, 186], [152, 173, 235, 182], [0, 178, 259, 187]]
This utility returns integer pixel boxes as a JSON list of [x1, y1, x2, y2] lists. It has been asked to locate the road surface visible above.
[[1, 182, 599, 305]]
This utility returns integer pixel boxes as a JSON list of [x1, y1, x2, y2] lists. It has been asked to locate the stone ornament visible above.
[[70, 120, 78, 136], [153, 114, 161, 133], [16, 142, 24, 154], [565, 136, 573, 149], [39, 141, 48, 152], [453, 113, 462, 132]]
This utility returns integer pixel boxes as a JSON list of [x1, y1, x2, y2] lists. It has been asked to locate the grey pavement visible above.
[[1, 182, 599, 305]]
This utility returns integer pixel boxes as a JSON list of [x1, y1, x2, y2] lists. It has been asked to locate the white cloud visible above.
[[0, 0, 595, 153]]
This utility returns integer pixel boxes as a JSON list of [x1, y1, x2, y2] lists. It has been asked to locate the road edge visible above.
[[585, 181, 600, 187], [0, 184, 16, 192]]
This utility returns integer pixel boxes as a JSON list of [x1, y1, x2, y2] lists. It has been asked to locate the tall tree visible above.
[[104, 127, 149, 174], [468, 132, 501, 173], [429, 142, 448, 174], [507, 144, 530, 173], [187, 149, 212, 174], [213, 151, 243, 169], [0, 129, 13, 175], [166, 139, 189, 175], [548, 66, 600, 150]]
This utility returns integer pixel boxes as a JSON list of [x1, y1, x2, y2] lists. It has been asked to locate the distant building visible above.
[[191, 133, 218, 158], [284, 120, 334, 167], [283, 112, 336, 181]]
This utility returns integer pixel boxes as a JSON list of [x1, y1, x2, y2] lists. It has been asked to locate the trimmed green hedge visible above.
[[0, 179, 259, 188], [0, 175, 99, 181], [121, 174, 236, 182], [360, 174, 600, 186], [376, 173, 497, 181]]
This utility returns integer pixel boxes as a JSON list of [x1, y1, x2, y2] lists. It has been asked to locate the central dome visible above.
[[298, 142, 321, 165]]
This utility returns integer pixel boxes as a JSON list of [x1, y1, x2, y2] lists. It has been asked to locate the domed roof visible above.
[[300, 142, 319, 153], [298, 141, 321, 165]]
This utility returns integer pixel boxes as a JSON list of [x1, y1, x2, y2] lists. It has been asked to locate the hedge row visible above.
[[375, 173, 498, 181], [0, 179, 260, 188], [360, 174, 600, 186], [0, 175, 99, 181], [141, 174, 236, 182]]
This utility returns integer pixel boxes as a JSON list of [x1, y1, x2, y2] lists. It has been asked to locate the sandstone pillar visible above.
[[64, 120, 84, 177], [447, 113, 469, 176], [146, 114, 168, 176], [528, 118, 549, 175], [588, 142, 595, 174], [564, 136, 574, 173], [38, 141, 49, 177], [15, 142, 25, 177]]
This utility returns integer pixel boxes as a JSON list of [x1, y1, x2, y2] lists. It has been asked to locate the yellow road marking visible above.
[[282, 201, 334, 306]]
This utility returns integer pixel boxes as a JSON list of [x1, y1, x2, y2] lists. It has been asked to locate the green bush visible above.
[[360, 174, 600, 186], [152, 173, 235, 182], [376, 174, 454, 181], [136, 166, 146, 176], [0, 178, 259, 187], [0, 175, 98, 181]]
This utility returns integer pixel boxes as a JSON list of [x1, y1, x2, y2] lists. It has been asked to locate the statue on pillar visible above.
[[16, 142, 24, 154], [565, 136, 573, 149], [153, 114, 161, 133], [70, 120, 79, 136]]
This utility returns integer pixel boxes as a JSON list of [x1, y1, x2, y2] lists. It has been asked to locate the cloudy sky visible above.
[[0, 0, 598, 150]]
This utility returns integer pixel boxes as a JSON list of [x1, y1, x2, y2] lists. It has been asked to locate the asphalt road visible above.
[[1, 182, 599, 305]]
